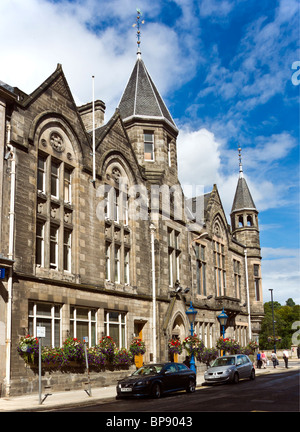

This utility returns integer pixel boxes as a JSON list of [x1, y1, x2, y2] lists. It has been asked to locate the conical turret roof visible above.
[[231, 171, 257, 213], [118, 55, 178, 132]]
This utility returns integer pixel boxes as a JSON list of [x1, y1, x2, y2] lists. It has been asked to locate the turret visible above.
[[118, 11, 179, 185], [230, 146, 260, 250]]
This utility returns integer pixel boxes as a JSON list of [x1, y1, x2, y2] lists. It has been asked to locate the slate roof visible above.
[[118, 56, 178, 132], [231, 176, 257, 213]]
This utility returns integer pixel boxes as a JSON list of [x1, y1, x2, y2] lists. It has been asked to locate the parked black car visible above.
[[116, 362, 196, 398]]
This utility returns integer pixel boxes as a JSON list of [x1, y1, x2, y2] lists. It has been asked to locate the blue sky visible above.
[[0, 0, 299, 304]]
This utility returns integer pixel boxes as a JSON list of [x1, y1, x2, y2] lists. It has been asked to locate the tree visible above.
[[286, 298, 296, 307], [259, 299, 300, 349]]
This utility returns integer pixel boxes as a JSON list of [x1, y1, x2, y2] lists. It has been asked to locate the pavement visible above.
[[0, 359, 298, 412]]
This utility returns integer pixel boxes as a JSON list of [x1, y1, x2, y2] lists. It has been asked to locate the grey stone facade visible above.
[[0, 58, 264, 397]]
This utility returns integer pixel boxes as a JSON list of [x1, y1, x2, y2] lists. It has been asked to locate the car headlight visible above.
[[223, 368, 234, 375]]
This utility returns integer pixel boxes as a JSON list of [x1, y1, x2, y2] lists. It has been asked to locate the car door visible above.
[[176, 363, 190, 389], [242, 355, 252, 376], [163, 363, 179, 392], [236, 355, 247, 378]]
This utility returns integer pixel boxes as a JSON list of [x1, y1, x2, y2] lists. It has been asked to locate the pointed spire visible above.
[[118, 10, 178, 132], [231, 145, 257, 213]]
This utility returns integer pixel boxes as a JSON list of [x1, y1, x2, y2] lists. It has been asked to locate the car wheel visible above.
[[232, 372, 239, 384], [250, 369, 255, 380], [152, 383, 161, 399], [186, 379, 196, 393]]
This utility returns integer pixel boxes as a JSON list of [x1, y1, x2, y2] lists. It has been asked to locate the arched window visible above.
[[238, 215, 244, 227], [101, 161, 132, 286], [247, 215, 253, 226], [35, 120, 78, 275]]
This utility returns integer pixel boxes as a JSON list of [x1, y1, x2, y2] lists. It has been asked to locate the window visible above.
[[233, 259, 241, 298], [238, 215, 244, 227], [114, 245, 120, 283], [167, 137, 172, 167], [196, 244, 207, 295], [70, 307, 97, 347], [50, 225, 58, 269], [144, 132, 154, 161], [247, 215, 253, 226], [214, 241, 226, 296], [63, 229, 72, 272], [105, 242, 111, 281], [254, 264, 261, 301], [51, 161, 60, 198], [37, 156, 46, 193], [28, 301, 61, 347], [36, 151, 74, 273], [36, 222, 45, 267], [168, 228, 181, 286], [124, 248, 130, 284], [64, 168, 72, 203], [104, 311, 126, 349], [113, 189, 119, 223]]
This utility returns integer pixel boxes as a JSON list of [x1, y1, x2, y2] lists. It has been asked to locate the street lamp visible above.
[[217, 308, 228, 356], [186, 301, 197, 374], [269, 289, 277, 353]]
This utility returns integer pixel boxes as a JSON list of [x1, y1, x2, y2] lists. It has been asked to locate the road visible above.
[[54, 369, 299, 413]]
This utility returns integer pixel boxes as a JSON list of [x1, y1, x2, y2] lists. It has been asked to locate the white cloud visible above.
[[261, 248, 300, 305], [177, 128, 221, 190], [0, 0, 198, 121]]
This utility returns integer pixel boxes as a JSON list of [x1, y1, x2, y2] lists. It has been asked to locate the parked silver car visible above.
[[204, 354, 255, 384]]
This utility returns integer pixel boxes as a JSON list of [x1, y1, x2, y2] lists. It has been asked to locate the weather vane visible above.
[[132, 8, 145, 55], [238, 145, 243, 176], [238, 145, 242, 165]]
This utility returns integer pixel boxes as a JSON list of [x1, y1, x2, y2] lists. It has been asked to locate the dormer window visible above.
[[144, 131, 154, 161]]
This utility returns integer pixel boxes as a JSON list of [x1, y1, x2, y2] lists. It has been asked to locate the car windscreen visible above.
[[211, 357, 236, 367], [132, 365, 162, 376]]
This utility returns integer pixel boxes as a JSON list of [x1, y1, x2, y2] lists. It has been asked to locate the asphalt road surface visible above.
[[55, 369, 299, 413]]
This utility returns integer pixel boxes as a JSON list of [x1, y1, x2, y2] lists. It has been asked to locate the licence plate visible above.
[[121, 388, 132, 392]]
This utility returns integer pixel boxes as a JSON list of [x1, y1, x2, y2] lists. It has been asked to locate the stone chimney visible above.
[[78, 99, 106, 131]]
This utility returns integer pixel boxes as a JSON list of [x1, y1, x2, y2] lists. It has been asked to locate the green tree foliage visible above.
[[259, 299, 300, 349]]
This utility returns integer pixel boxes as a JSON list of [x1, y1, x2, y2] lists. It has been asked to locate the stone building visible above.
[[0, 49, 264, 396]]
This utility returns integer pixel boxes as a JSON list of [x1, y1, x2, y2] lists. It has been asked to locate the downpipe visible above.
[[5, 121, 16, 397]]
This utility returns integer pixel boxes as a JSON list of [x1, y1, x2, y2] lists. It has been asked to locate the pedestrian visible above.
[[256, 351, 262, 369], [270, 351, 278, 368], [261, 350, 268, 368], [183, 355, 190, 368], [282, 349, 289, 368], [297, 345, 300, 359]]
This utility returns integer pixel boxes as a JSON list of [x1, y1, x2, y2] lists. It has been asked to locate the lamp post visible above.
[[217, 308, 228, 356], [269, 289, 276, 353], [186, 301, 197, 374]]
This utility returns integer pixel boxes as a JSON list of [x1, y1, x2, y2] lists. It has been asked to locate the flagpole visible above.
[[92, 75, 96, 184]]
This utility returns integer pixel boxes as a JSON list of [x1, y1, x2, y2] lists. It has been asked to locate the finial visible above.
[[132, 8, 145, 57], [238, 145, 244, 178]]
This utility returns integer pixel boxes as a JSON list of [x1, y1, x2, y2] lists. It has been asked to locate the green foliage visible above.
[[259, 299, 300, 349]]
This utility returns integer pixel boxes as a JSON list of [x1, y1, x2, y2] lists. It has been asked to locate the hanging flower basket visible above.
[[129, 338, 146, 356], [246, 340, 259, 351], [197, 348, 219, 367], [168, 339, 183, 355], [216, 337, 240, 354], [62, 337, 85, 363], [112, 348, 134, 367], [182, 335, 204, 356], [17, 335, 39, 364], [99, 336, 117, 361]]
